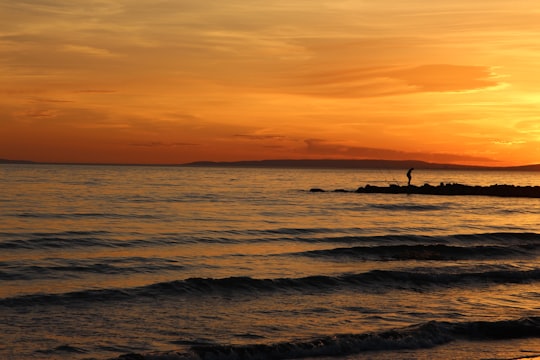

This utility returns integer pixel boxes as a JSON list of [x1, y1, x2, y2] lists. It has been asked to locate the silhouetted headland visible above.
[[0, 158, 38, 164], [310, 183, 540, 198], [4, 158, 540, 170], [183, 159, 540, 171]]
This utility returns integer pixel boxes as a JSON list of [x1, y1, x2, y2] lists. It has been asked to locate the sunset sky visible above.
[[2, 0, 540, 165]]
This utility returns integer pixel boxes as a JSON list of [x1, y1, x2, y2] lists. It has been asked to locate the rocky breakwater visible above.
[[310, 183, 540, 198]]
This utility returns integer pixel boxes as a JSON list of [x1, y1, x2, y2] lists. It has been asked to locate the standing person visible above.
[[407, 168, 414, 186]]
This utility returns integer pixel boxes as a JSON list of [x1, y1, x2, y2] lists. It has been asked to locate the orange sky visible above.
[[2, 1, 540, 165]]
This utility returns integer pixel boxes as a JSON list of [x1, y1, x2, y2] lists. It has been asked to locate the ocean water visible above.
[[1, 164, 539, 360]]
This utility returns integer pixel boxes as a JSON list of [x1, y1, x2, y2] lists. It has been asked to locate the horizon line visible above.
[[2, 158, 540, 170]]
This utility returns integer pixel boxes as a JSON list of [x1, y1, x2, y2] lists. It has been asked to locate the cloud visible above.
[[234, 134, 286, 141], [386, 64, 500, 92], [161, 113, 202, 122], [30, 97, 73, 103], [62, 44, 118, 58], [130, 141, 199, 147], [73, 89, 116, 94], [0, 88, 43, 96], [492, 140, 525, 146], [515, 120, 540, 133], [1, 1, 123, 18], [18, 108, 58, 118], [304, 139, 498, 164], [285, 64, 502, 98]]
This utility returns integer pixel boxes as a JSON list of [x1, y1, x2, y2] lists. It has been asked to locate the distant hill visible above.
[[2, 158, 540, 170], [0, 158, 38, 164], [182, 159, 540, 171]]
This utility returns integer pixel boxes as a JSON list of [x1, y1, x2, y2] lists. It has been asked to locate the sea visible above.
[[1, 164, 539, 360]]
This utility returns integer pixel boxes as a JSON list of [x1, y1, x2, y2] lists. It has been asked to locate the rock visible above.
[[352, 183, 540, 198]]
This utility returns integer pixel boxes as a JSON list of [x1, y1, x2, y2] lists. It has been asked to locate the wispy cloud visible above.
[[30, 97, 73, 103], [130, 141, 199, 147], [62, 44, 118, 58], [284, 64, 502, 98], [387, 64, 500, 92], [304, 139, 498, 164], [18, 108, 58, 118], [234, 134, 286, 141], [73, 89, 116, 94]]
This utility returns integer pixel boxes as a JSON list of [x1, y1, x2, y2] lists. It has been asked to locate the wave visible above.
[[111, 317, 540, 360], [0, 257, 186, 281], [0, 231, 234, 250], [240, 231, 540, 246], [1, 231, 538, 250], [14, 212, 159, 220], [36, 345, 89, 355], [296, 243, 538, 261], [0, 230, 112, 249], [368, 203, 450, 211], [3, 268, 539, 307], [291, 232, 540, 248], [194, 232, 540, 249], [0, 231, 146, 250]]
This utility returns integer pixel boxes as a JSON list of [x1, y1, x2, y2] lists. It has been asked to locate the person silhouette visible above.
[[407, 168, 414, 186]]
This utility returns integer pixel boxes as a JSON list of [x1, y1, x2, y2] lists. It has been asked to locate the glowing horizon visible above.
[[2, 1, 540, 166]]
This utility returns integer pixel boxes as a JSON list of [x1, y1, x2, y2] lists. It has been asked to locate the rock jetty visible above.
[[310, 183, 540, 198]]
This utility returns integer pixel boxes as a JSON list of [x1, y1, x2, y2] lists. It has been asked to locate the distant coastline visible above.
[[0, 159, 39, 165], [0, 159, 178, 167], [181, 159, 540, 171], [3, 158, 540, 171]]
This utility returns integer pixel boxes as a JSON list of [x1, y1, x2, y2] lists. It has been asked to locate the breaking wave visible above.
[[1, 231, 538, 250], [3, 267, 539, 307], [295, 243, 538, 260], [111, 317, 540, 360]]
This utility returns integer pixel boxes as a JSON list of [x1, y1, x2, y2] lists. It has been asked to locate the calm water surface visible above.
[[1, 165, 539, 359]]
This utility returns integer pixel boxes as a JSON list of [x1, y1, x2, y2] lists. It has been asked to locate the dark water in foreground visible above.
[[1, 165, 539, 359]]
